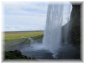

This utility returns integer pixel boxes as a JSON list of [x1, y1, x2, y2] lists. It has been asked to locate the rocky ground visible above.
[[56, 44, 80, 59]]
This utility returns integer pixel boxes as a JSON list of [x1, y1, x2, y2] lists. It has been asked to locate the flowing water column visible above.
[[43, 3, 64, 53], [62, 3, 72, 44]]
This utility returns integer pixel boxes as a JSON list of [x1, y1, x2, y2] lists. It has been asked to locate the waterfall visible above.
[[43, 2, 72, 54]]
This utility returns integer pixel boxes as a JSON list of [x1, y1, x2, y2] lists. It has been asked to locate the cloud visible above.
[[4, 25, 45, 31], [4, 2, 48, 15], [4, 2, 72, 31], [4, 2, 48, 31]]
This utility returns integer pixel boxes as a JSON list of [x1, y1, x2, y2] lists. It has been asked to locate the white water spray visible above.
[[43, 2, 72, 54], [20, 2, 72, 59]]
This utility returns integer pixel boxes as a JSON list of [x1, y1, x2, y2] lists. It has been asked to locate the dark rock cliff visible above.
[[70, 4, 80, 47], [62, 4, 81, 48], [59, 4, 81, 59]]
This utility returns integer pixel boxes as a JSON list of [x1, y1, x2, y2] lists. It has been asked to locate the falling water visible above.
[[20, 2, 72, 59], [43, 2, 72, 54]]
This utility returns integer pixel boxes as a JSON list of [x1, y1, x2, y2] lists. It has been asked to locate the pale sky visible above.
[[4, 2, 48, 31], [4, 2, 72, 31]]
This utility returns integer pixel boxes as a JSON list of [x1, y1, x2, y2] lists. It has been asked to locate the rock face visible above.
[[70, 4, 80, 47], [62, 4, 80, 48], [58, 4, 81, 59]]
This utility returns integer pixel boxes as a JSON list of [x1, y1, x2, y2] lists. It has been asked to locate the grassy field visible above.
[[4, 31, 43, 42], [4, 31, 43, 51]]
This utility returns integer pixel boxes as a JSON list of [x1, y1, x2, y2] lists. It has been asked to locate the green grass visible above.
[[4, 31, 43, 51], [4, 31, 43, 42]]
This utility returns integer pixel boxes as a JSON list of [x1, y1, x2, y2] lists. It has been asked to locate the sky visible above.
[[4, 2, 72, 31], [4, 2, 48, 31]]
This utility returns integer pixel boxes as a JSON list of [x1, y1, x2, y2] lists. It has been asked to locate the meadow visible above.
[[4, 31, 43, 51], [4, 31, 43, 42]]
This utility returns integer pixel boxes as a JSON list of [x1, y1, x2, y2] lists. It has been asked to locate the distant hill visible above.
[[4, 30, 44, 33]]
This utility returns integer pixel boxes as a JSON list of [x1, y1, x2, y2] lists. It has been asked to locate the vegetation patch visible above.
[[5, 50, 35, 59], [4, 31, 43, 42]]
